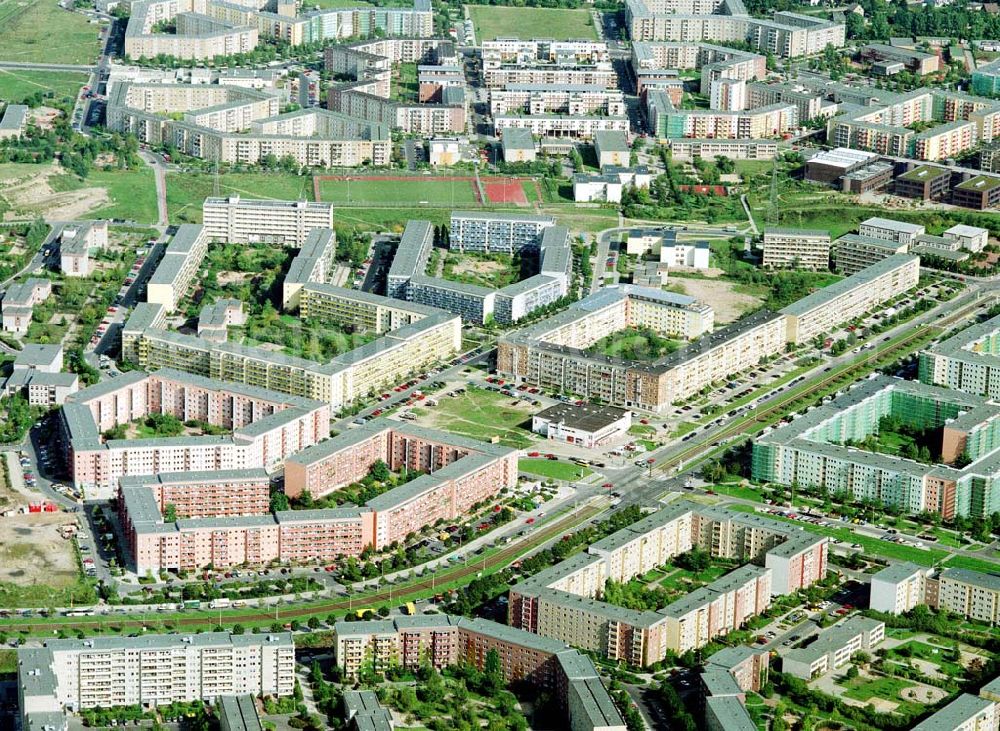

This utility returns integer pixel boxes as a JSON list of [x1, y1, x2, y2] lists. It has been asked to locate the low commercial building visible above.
[[594, 130, 630, 167], [953, 174, 1000, 210], [198, 299, 245, 342], [894, 164, 952, 200], [870, 562, 932, 615], [667, 138, 778, 161], [944, 224, 989, 252], [858, 217, 925, 245], [502, 128, 537, 162], [61, 368, 330, 491], [2, 344, 78, 407], [202, 196, 334, 245], [343, 691, 393, 731], [17, 632, 294, 731], [780, 254, 920, 344], [761, 228, 831, 271], [218, 695, 265, 731], [531, 403, 632, 448], [573, 174, 624, 203], [859, 44, 941, 76], [625, 229, 711, 270], [0, 103, 28, 139], [805, 148, 881, 186], [780, 616, 885, 679]]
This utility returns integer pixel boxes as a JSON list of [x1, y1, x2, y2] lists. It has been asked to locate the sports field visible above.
[[467, 5, 598, 41], [316, 176, 480, 206], [166, 172, 315, 224], [0, 69, 88, 103], [0, 0, 102, 64]]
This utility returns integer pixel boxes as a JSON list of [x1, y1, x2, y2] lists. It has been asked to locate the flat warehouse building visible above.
[[531, 403, 633, 448]]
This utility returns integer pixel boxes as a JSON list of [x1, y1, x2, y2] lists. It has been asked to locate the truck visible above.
[[209, 598, 231, 609]]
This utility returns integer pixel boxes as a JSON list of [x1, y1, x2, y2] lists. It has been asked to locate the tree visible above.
[[483, 648, 504, 694], [307, 616, 320, 630], [232, 624, 245, 635], [369, 459, 391, 482], [270, 491, 289, 512], [845, 664, 859, 679], [163, 503, 177, 522], [674, 548, 711, 572]]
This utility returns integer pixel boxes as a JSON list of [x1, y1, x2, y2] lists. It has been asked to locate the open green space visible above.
[[442, 250, 521, 289], [588, 326, 681, 361], [884, 639, 965, 677], [518, 458, 591, 481], [840, 675, 915, 703], [467, 4, 597, 40], [422, 385, 537, 448], [317, 177, 479, 207], [942, 554, 1000, 574], [391, 62, 419, 103], [710, 483, 765, 503], [166, 172, 314, 224], [50, 168, 160, 224], [0, 69, 87, 104], [0, 0, 102, 65]]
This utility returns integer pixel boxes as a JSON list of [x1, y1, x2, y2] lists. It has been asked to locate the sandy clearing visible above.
[[667, 278, 762, 324], [0, 513, 79, 588], [0, 162, 108, 221]]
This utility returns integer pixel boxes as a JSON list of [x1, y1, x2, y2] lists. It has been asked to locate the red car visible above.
[[525, 517, 535, 524], [602, 483, 614, 489]]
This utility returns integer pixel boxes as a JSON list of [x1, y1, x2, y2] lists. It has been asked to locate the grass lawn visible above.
[[711, 484, 765, 503], [942, 554, 1000, 574], [589, 327, 681, 361], [0, 0, 102, 64], [50, 168, 160, 224], [317, 177, 479, 207], [166, 172, 314, 223], [519, 458, 592, 481], [659, 563, 730, 592], [0, 648, 14, 673], [425, 385, 537, 448], [628, 424, 657, 436], [886, 640, 964, 677], [467, 4, 598, 41], [841, 676, 915, 703], [726, 504, 951, 566], [391, 62, 419, 103], [0, 69, 87, 103]]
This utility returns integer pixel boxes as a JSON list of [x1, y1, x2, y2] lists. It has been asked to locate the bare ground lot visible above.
[[452, 259, 505, 277], [0, 162, 108, 221], [0, 513, 79, 588], [667, 277, 762, 324]]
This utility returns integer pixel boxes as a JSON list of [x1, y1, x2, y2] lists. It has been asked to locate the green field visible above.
[[166, 172, 314, 223], [467, 4, 598, 41], [519, 458, 591, 481], [0, 0, 102, 64], [421, 385, 537, 448], [841, 676, 915, 703], [50, 168, 160, 224], [942, 554, 1000, 574], [0, 69, 87, 104], [317, 177, 479, 207]]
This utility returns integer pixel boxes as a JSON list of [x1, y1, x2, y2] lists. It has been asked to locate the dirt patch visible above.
[[667, 278, 762, 324], [28, 107, 60, 130], [0, 162, 108, 221], [0, 513, 79, 588], [0, 455, 28, 511], [217, 271, 254, 286], [452, 259, 506, 277]]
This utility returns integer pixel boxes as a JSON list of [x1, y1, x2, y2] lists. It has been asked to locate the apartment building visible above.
[[831, 234, 909, 276], [122, 469, 271, 518], [17, 632, 294, 731], [498, 292, 782, 414], [1, 277, 52, 335], [761, 228, 831, 271], [146, 224, 208, 313], [1, 344, 79, 407], [509, 500, 827, 666], [481, 39, 615, 90], [667, 138, 779, 160], [331, 615, 625, 731], [50, 220, 109, 278], [122, 303, 167, 365], [283, 227, 337, 310], [493, 114, 628, 141], [870, 562, 932, 615], [449, 211, 555, 254], [933, 569, 1000, 624], [918, 311, 1000, 399], [780, 254, 919, 344], [61, 368, 329, 491], [780, 617, 885, 679], [911, 694, 998, 731], [125, 0, 259, 61], [646, 91, 796, 140], [753, 375, 1000, 519], [299, 283, 440, 334], [490, 85, 625, 117], [202, 196, 334, 245], [913, 120, 978, 162]]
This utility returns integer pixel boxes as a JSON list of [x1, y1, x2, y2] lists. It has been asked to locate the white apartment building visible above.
[[870, 563, 930, 615], [449, 211, 554, 254], [18, 633, 294, 731], [858, 217, 926, 246], [944, 224, 989, 252], [762, 228, 831, 271], [781, 617, 885, 679], [146, 224, 209, 313], [202, 196, 335, 245], [935, 568, 1000, 625]]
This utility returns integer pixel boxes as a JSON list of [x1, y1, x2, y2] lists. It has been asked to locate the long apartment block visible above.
[[17, 632, 294, 731], [127, 224, 461, 409], [385, 218, 572, 325], [60, 368, 330, 491], [118, 419, 516, 572], [108, 83, 390, 167], [872, 562, 1000, 627], [481, 39, 616, 89], [919, 311, 1000, 400], [508, 500, 827, 666], [780, 253, 919, 344], [125, 0, 259, 61], [752, 375, 1000, 519], [202, 196, 334, 245], [331, 615, 625, 731], [646, 90, 797, 140], [630, 41, 765, 97], [624, 0, 844, 57], [498, 287, 795, 415]]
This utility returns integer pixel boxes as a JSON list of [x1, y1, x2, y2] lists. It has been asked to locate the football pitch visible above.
[[316, 176, 480, 206], [467, 5, 598, 41]]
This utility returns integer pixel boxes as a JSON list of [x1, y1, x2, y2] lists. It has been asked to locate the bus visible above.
[[402, 602, 416, 616], [65, 610, 95, 617], [182, 600, 201, 610], [355, 608, 376, 619]]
